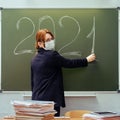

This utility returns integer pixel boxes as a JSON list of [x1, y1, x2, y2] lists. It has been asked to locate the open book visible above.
[[83, 112, 120, 119]]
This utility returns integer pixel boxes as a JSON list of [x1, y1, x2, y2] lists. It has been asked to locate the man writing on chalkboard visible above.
[[31, 29, 96, 116]]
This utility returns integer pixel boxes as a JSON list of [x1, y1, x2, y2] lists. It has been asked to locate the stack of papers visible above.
[[11, 100, 56, 120]]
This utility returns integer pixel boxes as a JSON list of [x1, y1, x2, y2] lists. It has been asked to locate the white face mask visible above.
[[45, 40, 55, 50]]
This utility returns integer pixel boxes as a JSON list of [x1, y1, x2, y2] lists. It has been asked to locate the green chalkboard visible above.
[[1, 9, 118, 91]]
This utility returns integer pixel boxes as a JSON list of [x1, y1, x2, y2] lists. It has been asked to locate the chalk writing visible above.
[[14, 16, 96, 57], [14, 17, 35, 55], [39, 15, 56, 37], [58, 16, 82, 57], [86, 16, 96, 54]]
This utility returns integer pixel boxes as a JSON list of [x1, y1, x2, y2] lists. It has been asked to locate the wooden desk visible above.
[[0, 117, 82, 120], [0, 118, 82, 120], [1, 116, 120, 120]]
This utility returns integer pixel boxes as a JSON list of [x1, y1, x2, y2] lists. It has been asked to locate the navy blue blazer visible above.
[[31, 48, 88, 107]]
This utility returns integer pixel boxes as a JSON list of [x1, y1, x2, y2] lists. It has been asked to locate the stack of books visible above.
[[11, 100, 56, 120]]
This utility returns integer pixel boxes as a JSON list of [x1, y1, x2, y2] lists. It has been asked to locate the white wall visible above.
[[0, 0, 120, 117], [0, 0, 119, 8], [1, 92, 120, 117]]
